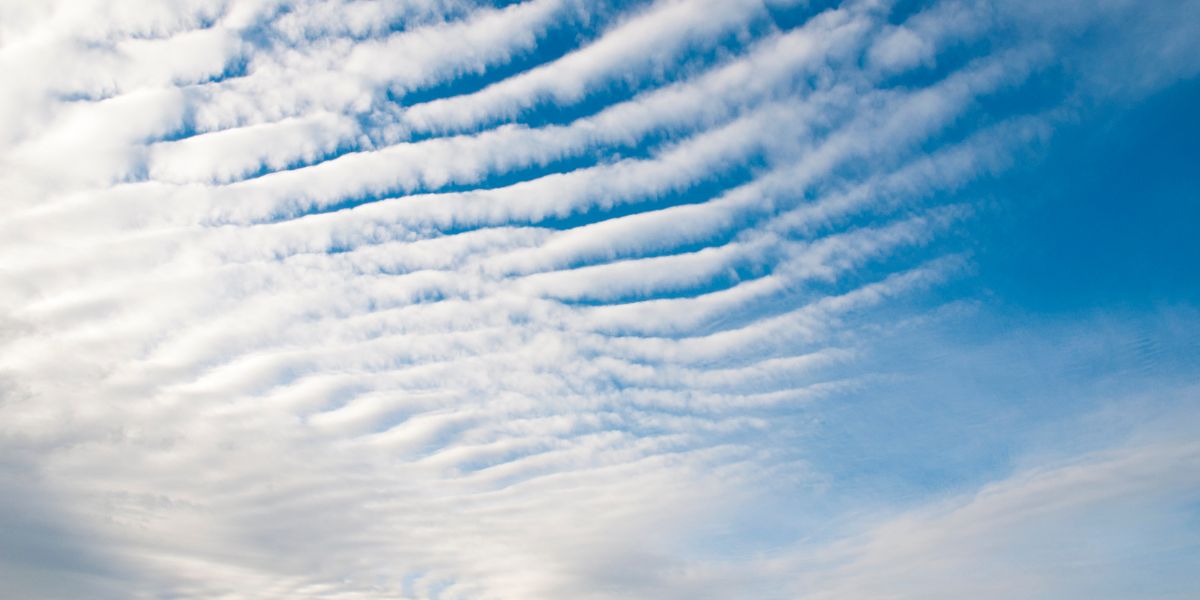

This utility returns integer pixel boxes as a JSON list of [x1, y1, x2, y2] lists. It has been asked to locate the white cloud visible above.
[[1, 0, 1197, 597], [791, 430, 1200, 600]]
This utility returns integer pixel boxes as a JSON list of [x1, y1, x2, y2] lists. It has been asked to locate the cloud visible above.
[[1, 0, 1198, 597], [792, 430, 1200, 600]]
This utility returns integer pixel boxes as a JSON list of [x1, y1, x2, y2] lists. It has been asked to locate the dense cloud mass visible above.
[[1, 0, 1198, 598]]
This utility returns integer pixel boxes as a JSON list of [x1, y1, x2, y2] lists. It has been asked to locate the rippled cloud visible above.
[[1, 0, 1198, 597]]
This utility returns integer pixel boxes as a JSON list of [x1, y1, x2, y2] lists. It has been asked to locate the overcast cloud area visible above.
[[1, 0, 1198, 598]]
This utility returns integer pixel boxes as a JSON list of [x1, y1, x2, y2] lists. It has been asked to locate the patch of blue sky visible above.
[[882, 0, 931, 26], [768, 0, 845, 30], [757, 74, 1200, 509], [972, 75, 1200, 313], [798, 305, 1200, 502]]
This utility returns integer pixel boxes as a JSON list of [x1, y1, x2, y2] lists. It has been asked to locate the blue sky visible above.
[[0, 0, 1198, 598]]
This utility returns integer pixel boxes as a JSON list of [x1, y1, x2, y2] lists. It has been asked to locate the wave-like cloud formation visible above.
[[2, 0, 1198, 597]]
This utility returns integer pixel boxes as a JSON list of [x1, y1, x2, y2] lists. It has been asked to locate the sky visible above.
[[0, 0, 1198, 598]]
